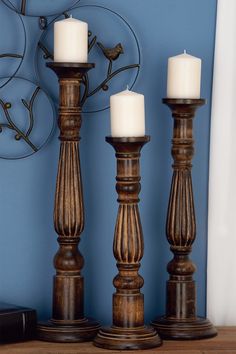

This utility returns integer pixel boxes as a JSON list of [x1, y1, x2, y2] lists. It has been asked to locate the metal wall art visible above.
[[1, 0, 81, 17], [0, 77, 55, 159], [0, 1, 26, 89], [0, 0, 141, 158], [36, 5, 141, 113]]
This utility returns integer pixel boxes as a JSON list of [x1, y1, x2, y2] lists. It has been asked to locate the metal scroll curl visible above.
[[35, 4, 141, 113]]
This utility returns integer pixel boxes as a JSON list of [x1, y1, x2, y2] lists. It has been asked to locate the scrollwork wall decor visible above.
[[1, 0, 81, 17], [0, 86, 40, 152], [0, 0, 141, 158], [0, 0, 26, 89], [80, 38, 139, 108], [35, 4, 141, 113], [0, 77, 55, 159]]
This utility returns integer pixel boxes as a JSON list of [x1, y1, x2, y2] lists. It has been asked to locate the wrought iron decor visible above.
[[36, 5, 141, 113], [0, 77, 55, 159], [1, 0, 81, 17], [0, 0, 141, 158], [0, 84, 41, 152], [0, 0, 55, 159], [0, 0, 26, 89]]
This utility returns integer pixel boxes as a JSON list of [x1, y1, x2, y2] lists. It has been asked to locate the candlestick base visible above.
[[94, 325, 162, 350], [37, 318, 100, 343], [151, 317, 217, 340]]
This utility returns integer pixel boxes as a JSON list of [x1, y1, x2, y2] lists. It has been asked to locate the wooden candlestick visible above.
[[37, 63, 100, 342], [151, 99, 217, 340], [94, 136, 162, 350]]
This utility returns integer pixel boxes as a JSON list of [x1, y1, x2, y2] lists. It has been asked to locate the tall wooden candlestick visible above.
[[94, 136, 162, 350], [151, 99, 217, 340], [37, 63, 100, 342]]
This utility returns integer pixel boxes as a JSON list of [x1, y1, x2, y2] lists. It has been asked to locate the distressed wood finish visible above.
[[94, 136, 162, 350], [37, 63, 100, 343], [151, 98, 217, 340]]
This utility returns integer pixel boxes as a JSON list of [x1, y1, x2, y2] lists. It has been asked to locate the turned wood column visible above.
[[94, 136, 162, 350], [151, 98, 217, 340], [37, 63, 100, 343]]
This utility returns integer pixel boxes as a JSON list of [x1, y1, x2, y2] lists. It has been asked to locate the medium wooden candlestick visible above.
[[151, 99, 217, 340], [94, 136, 162, 350], [37, 63, 100, 342]]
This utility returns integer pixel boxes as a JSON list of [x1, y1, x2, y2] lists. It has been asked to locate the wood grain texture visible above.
[[37, 63, 99, 343], [94, 137, 161, 350], [0, 328, 235, 353], [54, 142, 84, 238], [151, 99, 216, 340]]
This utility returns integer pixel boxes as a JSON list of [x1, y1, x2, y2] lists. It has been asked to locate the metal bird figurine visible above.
[[97, 42, 124, 61]]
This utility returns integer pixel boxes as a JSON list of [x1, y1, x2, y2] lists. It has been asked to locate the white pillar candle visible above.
[[54, 15, 88, 63], [167, 50, 201, 99], [110, 89, 145, 137]]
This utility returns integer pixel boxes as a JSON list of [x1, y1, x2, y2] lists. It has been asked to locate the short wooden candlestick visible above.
[[37, 63, 100, 343], [151, 99, 217, 340], [94, 136, 162, 350]]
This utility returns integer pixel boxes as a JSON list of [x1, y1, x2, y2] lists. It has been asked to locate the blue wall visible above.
[[0, 0, 217, 324]]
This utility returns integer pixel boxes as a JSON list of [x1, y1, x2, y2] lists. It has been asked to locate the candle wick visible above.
[[184, 49, 187, 54], [70, 14, 73, 18], [126, 85, 129, 91]]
